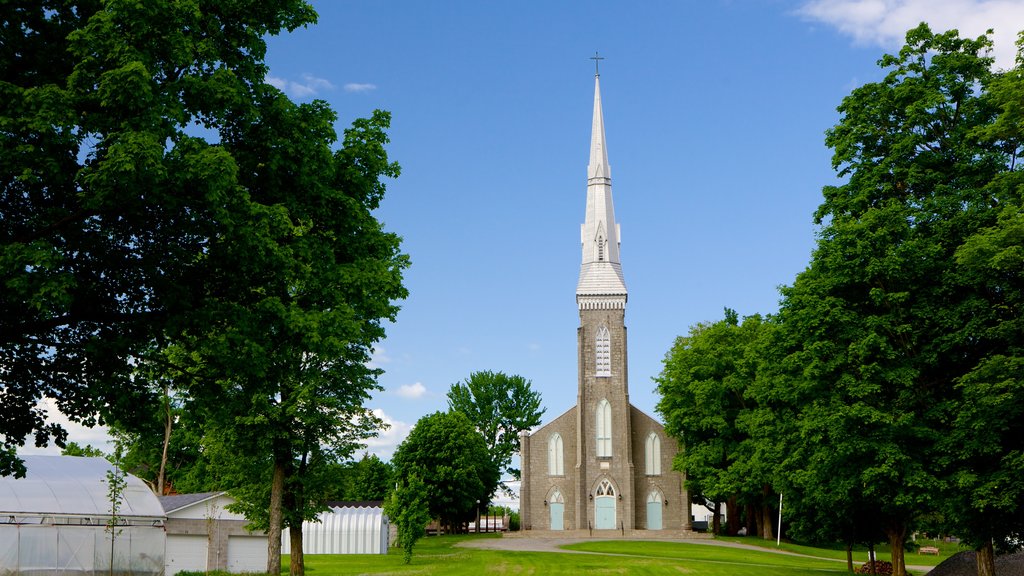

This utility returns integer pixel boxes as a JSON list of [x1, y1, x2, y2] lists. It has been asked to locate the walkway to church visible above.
[[455, 535, 934, 573]]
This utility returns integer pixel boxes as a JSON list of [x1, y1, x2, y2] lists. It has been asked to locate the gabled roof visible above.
[[158, 491, 225, 514]]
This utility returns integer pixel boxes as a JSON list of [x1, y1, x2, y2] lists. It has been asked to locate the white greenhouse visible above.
[[0, 455, 165, 576], [281, 503, 389, 555]]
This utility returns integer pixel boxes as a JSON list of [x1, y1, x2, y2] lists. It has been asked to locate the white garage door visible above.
[[227, 535, 267, 573], [166, 534, 207, 575]]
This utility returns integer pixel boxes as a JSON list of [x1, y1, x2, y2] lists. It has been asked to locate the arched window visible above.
[[596, 479, 615, 497], [645, 432, 661, 475], [596, 399, 612, 457], [596, 326, 611, 377], [548, 433, 564, 476]]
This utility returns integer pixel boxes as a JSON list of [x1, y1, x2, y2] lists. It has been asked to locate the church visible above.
[[519, 68, 693, 533]]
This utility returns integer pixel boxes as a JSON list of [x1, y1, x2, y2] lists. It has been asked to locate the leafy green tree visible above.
[[184, 97, 404, 576], [391, 411, 499, 534], [447, 370, 544, 493], [2, 5, 407, 576], [656, 309, 777, 537], [61, 442, 106, 458], [349, 453, 393, 501], [772, 24, 1010, 576], [0, 0, 320, 479], [384, 473, 431, 564], [937, 40, 1024, 573]]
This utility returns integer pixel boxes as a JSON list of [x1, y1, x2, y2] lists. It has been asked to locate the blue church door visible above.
[[550, 502, 564, 530], [595, 497, 615, 529], [647, 491, 663, 530], [594, 479, 617, 529]]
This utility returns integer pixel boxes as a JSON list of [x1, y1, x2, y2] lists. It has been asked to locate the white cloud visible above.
[[344, 83, 378, 93], [360, 408, 412, 460], [367, 346, 391, 369], [395, 381, 427, 399], [266, 73, 335, 98], [16, 399, 115, 456], [798, 0, 1024, 69]]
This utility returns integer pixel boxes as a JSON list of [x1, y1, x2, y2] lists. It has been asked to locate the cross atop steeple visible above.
[[590, 52, 604, 76]]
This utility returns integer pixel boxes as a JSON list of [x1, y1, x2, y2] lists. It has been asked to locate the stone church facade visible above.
[[519, 71, 692, 533]]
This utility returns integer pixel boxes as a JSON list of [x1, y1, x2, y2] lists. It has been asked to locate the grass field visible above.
[[712, 535, 968, 567], [281, 533, 944, 575]]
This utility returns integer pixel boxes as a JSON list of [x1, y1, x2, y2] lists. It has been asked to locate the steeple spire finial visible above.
[[590, 51, 604, 76], [577, 64, 626, 306]]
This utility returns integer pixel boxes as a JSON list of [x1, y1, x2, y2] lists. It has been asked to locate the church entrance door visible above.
[[594, 479, 617, 529], [549, 489, 565, 530], [550, 502, 564, 530], [647, 491, 663, 530], [595, 497, 615, 529]]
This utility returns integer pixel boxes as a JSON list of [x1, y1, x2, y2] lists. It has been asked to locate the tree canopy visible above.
[[391, 411, 499, 534], [1, 0, 322, 476], [656, 24, 1024, 576], [446, 370, 544, 493], [2, 3, 408, 575]]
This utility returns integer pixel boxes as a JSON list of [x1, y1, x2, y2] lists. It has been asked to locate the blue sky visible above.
[[29, 1, 1024, 470]]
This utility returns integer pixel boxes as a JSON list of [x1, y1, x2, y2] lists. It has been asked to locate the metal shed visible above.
[[158, 492, 267, 575], [281, 502, 389, 555], [0, 455, 165, 576]]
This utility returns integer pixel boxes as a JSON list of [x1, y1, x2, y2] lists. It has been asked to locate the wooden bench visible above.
[[919, 546, 940, 555]]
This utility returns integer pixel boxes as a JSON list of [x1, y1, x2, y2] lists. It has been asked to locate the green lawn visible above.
[[712, 535, 970, 567], [283, 533, 934, 575]]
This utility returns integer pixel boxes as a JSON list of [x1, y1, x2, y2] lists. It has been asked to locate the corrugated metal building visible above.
[[282, 502, 389, 555]]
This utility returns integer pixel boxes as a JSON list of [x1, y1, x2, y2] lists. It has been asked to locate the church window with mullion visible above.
[[596, 399, 612, 458]]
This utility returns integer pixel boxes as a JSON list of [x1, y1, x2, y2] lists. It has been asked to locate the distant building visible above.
[[282, 501, 390, 555], [519, 69, 693, 533], [159, 491, 267, 575]]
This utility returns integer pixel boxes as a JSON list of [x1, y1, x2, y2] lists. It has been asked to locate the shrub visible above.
[[855, 560, 893, 575], [509, 511, 520, 531]]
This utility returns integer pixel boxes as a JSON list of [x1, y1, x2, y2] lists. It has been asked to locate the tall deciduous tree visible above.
[[656, 310, 778, 537], [446, 370, 544, 493], [938, 35, 1024, 576], [0, 0, 316, 476], [773, 24, 1008, 576], [1, 5, 408, 576], [391, 411, 499, 534]]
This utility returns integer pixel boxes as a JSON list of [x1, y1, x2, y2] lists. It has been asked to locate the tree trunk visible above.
[[711, 501, 721, 535], [869, 543, 876, 575], [266, 460, 286, 575], [759, 502, 774, 540], [846, 542, 854, 573], [976, 540, 995, 576], [884, 523, 907, 576], [745, 504, 757, 536], [157, 382, 171, 496], [759, 486, 774, 540], [726, 496, 741, 535], [289, 525, 304, 576]]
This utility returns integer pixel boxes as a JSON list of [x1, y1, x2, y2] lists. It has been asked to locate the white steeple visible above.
[[577, 69, 627, 309]]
